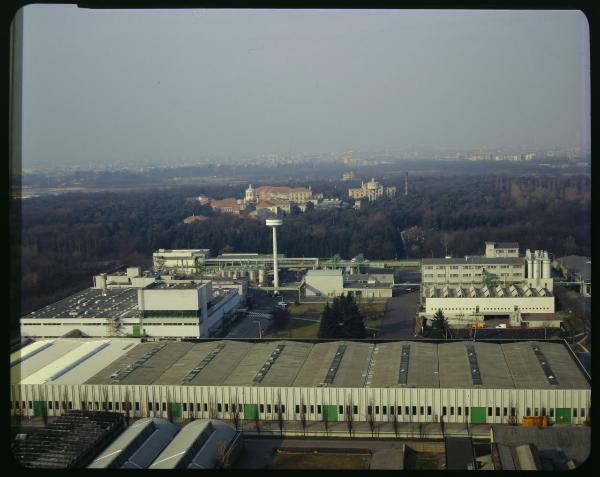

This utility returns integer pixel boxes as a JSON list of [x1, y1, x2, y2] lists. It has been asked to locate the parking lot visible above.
[[379, 291, 421, 339]]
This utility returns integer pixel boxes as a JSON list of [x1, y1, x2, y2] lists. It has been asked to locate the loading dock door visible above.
[[33, 401, 44, 417], [132, 325, 141, 337], [323, 405, 338, 421], [470, 407, 486, 424], [169, 403, 182, 418], [244, 404, 258, 420], [555, 408, 572, 424]]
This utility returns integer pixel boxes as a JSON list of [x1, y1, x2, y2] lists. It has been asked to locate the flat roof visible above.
[[1, 340, 569, 390], [145, 282, 202, 290], [424, 285, 553, 298], [422, 257, 523, 265], [22, 287, 139, 320], [306, 269, 343, 276]]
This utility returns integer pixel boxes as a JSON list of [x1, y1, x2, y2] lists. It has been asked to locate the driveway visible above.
[[378, 292, 421, 339]]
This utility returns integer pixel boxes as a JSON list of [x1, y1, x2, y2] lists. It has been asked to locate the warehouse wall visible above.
[[425, 296, 555, 315], [10, 383, 590, 426]]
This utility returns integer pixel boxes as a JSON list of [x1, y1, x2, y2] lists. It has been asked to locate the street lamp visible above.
[[253, 320, 263, 339]]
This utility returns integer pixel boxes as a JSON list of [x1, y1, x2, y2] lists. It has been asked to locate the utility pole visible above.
[[253, 320, 262, 339]]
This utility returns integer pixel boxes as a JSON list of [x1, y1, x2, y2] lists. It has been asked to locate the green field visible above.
[[264, 318, 321, 338]]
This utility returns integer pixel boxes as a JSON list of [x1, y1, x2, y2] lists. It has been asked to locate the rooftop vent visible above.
[[323, 344, 347, 385]]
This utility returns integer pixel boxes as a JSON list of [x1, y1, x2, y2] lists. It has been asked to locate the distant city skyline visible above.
[[19, 7, 590, 168]]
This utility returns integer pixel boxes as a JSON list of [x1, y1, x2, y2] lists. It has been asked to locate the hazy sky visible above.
[[20, 7, 590, 167]]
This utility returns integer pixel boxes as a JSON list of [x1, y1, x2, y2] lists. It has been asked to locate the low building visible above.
[[553, 255, 591, 296], [485, 242, 519, 258], [10, 339, 591, 429], [153, 249, 211, 275], [256, 185, 313, 204], [305, 269, 344, 297], [341, 171, 354, 181], [210, 198, 243, 215]]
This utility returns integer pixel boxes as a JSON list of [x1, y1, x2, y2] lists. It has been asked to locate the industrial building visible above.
[[10, 339, 590, 428], [305, 269, 393, 298], [20, 272, 243, 338], [89, 418, 242, 469], [421, 242, 556, 325], [152, 249, 212, 275]]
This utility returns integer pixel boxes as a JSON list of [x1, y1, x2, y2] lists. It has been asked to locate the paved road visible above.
[[225, 290, 282, 339], [378, 292, 421, 339]]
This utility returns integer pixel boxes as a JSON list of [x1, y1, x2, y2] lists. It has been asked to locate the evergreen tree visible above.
[[318, 302, 337, 338]]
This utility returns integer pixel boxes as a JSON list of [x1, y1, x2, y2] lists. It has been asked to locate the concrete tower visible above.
[[404, 172, 408, 196], [266, 218, 283, 294]]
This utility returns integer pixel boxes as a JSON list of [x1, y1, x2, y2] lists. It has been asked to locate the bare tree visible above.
[[299, 397, 307, 436], [124, 388, 131, 426], [276, 392, 285, 437], [101, 386, 110, 412], [345, 397, 354, 438], [166, 390, 173, 423], [367, 401, 376, 438], [392, 406, 399, 438], [39, 389, 48, 427], [215, 441, 229, 469], [230, 398, 241, 430]]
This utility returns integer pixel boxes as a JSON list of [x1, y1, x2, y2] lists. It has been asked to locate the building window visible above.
[[398, 406, 402, 415], [311, 405, 315, 414], [541, 407, 546, 416], [162, 403, 167, 412], [148, 402, 153, 411], [420, 406, 424, 416], [573, 408, 578, 417], [412, 406, 416, 415], [268, 404, 272, 413], [55, 401, 59, 410], [217, 403, 222, 413], [281, 405, 285, 413], [503, 407, 507, 417], [549, 408, 554, 417], [526, 408, 531, 416], [295, 405, 300, 414], [465, 407, 469, 416], [302, 405, 307, 414], [426, 406, 431, 416], [95, 402, 100, 410], [135, 402, 140, 411], [382, 406, 387, 415], [339, 405, 344, 415], [375, 406, 380, 415], [511, 408, 516, 417], [487, 407, 492, 416], [581, 409, 585, 418], [68, 401, 73, 410], [108, 402, 113, 411], [353, 405, 358, 415], [225, 404, 229, 412], [458, 407, 462, 416], [495, 407, 500, 417], [155, 402, 159, 411], [260, 404, 264, 413], [450, 406, 454, 416], [534, 408, 539, 416], [182, 403, 187, 412], [48, 401, 53, 410], [202, 403, 206, 412]]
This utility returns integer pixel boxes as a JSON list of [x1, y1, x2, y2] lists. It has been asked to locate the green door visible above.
[[244, 404, 258, 420], [132, 325, 141, 337], [324, 405, 338, 421], [169, 403, 182, 418], [470, 407, 486, 424], [33, 401, 44, 417], [555, 408, 572, 424]]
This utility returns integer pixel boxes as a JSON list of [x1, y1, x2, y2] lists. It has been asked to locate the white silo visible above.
[[542, 251, 551, 279], [533, 250, 541, 278], [249, 269, 256, 283], [258, 268, 265, 285], [525, 249, 533, 278]]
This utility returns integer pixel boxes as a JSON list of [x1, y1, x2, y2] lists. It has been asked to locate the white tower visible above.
[[266, 218, 283, 294], [245, 184, 256, 204]]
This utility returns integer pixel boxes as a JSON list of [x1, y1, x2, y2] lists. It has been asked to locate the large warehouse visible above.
[[10, 338, 590, 427]]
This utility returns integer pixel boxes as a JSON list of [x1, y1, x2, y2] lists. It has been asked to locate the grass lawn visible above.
[[264, 318, 320, 339]]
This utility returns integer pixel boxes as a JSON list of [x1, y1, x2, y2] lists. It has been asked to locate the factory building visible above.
[[20, 275, 242, 339], [152, 249, 212, 275], [421, 242, 556, 325], [305, 269, 393, 298], [10, 339, 590, 428], [89, 418, 242, 469]]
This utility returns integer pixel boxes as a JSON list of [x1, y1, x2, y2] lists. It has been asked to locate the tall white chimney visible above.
[[266, 218, 283, 294]]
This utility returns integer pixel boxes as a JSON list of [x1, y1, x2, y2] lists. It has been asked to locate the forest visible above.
[[12, 172, 590, 334]]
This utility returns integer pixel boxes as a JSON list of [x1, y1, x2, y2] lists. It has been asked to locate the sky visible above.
[[19, 7, 590, 167]]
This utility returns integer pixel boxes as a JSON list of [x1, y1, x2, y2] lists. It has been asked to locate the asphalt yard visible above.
[[379, 292, 421, 339]]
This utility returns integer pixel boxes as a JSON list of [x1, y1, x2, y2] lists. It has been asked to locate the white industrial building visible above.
[[10, 339, 590, 428], [152, 249, 212, 274], [305, 269, 392, 299], [20, 274, 242, 339], [421, 242, 556, 325]]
